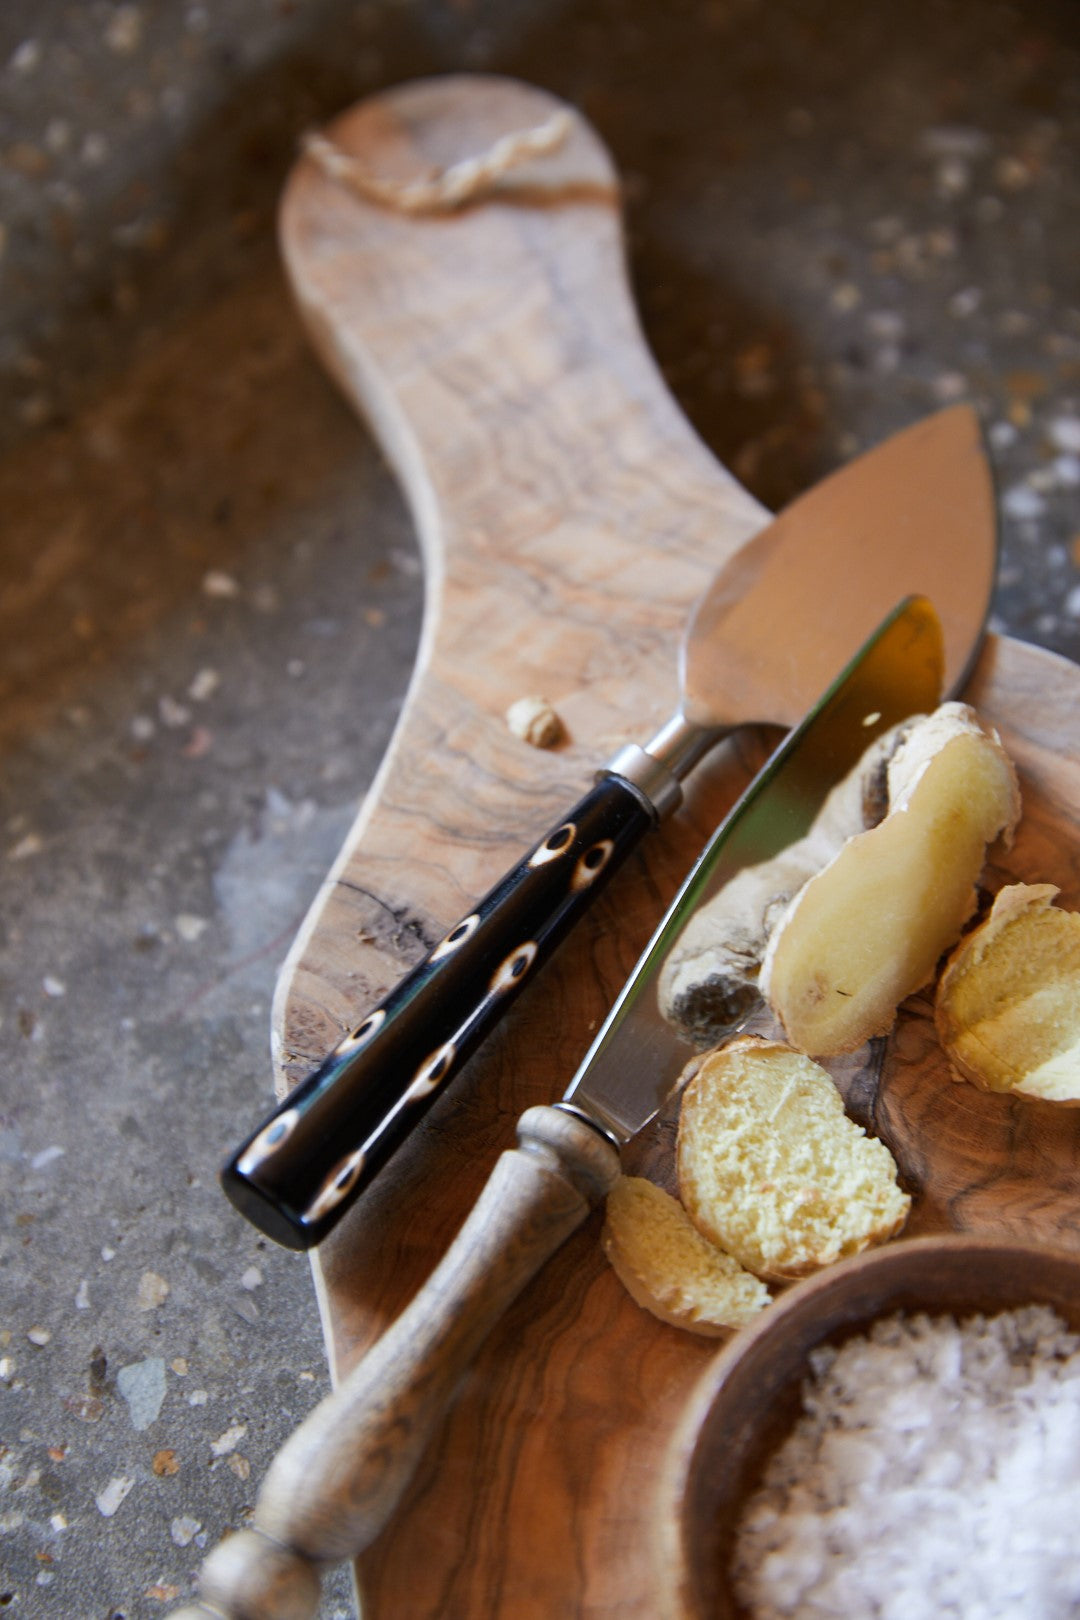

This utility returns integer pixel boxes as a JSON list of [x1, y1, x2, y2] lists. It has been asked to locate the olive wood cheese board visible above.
[[270, 75, 1080, 1620]]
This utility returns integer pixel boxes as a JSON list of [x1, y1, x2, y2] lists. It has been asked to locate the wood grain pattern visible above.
[[270, 76, 1080, 1619]]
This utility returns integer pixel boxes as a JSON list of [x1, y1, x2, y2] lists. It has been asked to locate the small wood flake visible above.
[[505, 695, 563, 748]]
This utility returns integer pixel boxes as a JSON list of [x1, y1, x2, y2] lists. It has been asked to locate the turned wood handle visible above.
[[221, 777, 651, 1248], [173, 1105, 620, 1620]]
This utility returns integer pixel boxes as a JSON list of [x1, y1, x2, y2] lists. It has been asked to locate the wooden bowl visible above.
[[658, 1235, 1080, 1620]]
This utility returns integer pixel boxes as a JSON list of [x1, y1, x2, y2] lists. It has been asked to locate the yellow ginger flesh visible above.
[[935, 883, 1080, 1104], [602, 1175, 770, 1335], [676, 1038, 909, 1281], [761, 705, 1020, 1056]]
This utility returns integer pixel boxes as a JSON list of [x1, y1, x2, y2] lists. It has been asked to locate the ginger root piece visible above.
[[658, 720, 915, 1048], [602, 1175, 771, 1336], [676, 1036, 910, 1282], [760, 703, 1021, 1056], [935, 883, 1080, 1104]]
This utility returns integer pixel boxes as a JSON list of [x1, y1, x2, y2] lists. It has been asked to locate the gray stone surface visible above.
[[1, 1, 1078, 1616]]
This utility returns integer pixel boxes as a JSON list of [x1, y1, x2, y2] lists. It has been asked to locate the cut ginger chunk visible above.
[[935, 883, 1080, 1104], [760, 703, 1020, 1055], [602, 1175, 770, 1336], [676, 1037, 909, 1281]]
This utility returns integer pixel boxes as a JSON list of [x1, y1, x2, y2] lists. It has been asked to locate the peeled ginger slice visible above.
[[676, 1037, 909, 1282], [760, 703, 1021, 1056], [935, 883, 1080, 1104], [657, 719, 913, 1049], [602, 1175, 771, 1336]]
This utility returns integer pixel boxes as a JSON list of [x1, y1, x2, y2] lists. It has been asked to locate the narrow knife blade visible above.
[[560, 595, 944, 1143]]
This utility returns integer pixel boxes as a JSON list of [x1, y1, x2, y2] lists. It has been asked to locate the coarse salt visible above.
[[732, 1306, 1080, 1620]]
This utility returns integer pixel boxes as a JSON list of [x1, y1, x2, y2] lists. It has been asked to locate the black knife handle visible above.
[[220, 776, 655, 1248]]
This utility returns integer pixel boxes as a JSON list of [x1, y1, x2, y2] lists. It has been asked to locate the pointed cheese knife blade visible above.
[[210, 599, 943, 1590]]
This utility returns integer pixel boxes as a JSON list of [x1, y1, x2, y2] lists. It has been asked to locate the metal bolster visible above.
[[554, 1101, 623, 1151], [600, 714, 722, 821], [599, 743, 683, 821]]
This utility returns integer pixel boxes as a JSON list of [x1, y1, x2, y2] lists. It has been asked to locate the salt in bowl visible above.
[[657, 1234, 1080, 1620]]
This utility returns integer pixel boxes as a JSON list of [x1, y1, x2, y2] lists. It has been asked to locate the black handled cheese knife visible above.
[[223, 408, 992, 1249]]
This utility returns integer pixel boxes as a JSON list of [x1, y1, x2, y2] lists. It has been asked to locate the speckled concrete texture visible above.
[[2, 2, 1079, 1616]]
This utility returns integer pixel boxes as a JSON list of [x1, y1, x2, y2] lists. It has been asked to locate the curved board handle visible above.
[[256, 74, 771, 1619], [270, 72, 767, 1119]]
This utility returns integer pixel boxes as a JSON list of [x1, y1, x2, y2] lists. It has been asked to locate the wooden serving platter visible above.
[[271, 76, 1080, 1619]]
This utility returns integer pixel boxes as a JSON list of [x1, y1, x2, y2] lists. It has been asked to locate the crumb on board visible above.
[[505, 695, 563, 748]]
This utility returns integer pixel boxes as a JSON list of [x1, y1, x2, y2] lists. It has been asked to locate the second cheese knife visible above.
[[182, 596, 945, 1620]]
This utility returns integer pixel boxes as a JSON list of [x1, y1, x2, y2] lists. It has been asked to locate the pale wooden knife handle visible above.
[[170, 1106, 620, 1620]]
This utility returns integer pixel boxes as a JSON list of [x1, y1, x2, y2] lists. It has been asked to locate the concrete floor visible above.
[[1, 2, 1078, 1616]]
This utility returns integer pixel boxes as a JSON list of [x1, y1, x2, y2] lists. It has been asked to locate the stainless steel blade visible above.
[[618, 406, 994, 805], [562, 595, 944, 1143], [685, 406, 991, 724]]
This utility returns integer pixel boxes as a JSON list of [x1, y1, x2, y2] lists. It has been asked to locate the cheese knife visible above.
[[222, 407, 994, 1248], [181, 597, 945, 1619]]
